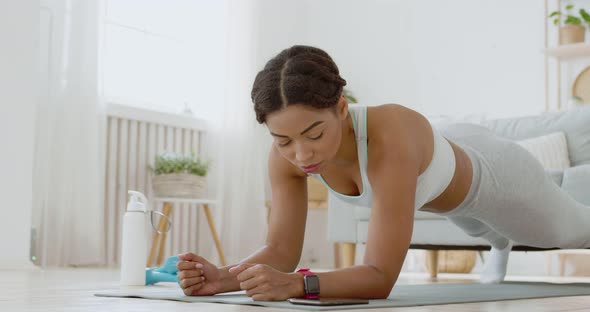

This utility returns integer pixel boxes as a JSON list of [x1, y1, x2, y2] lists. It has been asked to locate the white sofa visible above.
[[327, 106, 590, 273]]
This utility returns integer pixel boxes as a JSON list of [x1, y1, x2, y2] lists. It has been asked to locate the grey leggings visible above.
[[436, 124, 590, 249]]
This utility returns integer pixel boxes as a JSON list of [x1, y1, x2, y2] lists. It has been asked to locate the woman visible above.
[[175, 45, 590, 301]]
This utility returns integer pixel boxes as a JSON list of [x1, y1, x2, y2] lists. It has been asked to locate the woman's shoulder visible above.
[[366, 103, 431, 138], [365, 103, 432, 165]]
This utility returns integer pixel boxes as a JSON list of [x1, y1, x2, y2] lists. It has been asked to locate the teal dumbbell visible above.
[[145, 256, 180, 285]]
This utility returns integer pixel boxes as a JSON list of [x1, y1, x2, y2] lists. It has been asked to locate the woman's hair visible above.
[[251, 45, 347, 124]]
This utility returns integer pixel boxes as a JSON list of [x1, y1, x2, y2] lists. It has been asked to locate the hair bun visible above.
[[252, 45, 346, 124]]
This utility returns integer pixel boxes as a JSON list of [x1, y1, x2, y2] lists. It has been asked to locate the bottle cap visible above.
[[127, 190, 148, 212]]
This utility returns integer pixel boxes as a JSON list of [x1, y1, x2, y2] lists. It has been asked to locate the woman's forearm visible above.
[[214, 248, 395, 299], [314, 265, 395, 299], [217, 245, 298, 293]]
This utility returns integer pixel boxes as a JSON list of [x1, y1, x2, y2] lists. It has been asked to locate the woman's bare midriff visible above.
[[419, 140, 473, 213]]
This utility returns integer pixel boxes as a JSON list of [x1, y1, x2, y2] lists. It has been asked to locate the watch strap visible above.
[[296, 268, 319, 299]]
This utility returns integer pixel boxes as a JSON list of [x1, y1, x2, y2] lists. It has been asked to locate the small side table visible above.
[[147, 197, 227, 267]]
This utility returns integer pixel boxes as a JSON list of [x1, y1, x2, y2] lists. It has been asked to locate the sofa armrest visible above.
[[561, 164, 590, 206], [326, 193, 359, 243]]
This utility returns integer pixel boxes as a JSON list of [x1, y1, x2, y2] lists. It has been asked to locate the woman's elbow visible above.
[[375, 280, 395, 299], [368, 266, 396, 299]]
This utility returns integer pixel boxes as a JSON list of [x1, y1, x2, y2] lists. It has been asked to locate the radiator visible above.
[[104, 103, 208, 266]]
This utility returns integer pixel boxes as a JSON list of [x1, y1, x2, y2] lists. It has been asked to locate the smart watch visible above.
[[296, 268, 320, 299]]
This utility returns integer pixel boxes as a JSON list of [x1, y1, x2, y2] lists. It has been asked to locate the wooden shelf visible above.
[[545, 42, 590, 59]]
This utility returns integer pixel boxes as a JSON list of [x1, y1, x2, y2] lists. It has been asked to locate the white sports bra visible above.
[[310, 105, 456, 210]]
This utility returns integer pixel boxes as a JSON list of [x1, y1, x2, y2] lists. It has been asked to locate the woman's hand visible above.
[[229, 263, 304, 301], [176, 253, 222, 296]]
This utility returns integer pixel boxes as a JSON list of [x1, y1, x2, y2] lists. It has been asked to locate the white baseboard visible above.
[[0, 262, 39, 271]]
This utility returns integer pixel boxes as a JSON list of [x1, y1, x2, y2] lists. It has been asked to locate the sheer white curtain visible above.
[[205, 0, 271, 265], [33, 0, 105, 267]]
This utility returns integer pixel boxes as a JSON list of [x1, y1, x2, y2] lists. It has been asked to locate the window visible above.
[[103, 0, 227, 116]]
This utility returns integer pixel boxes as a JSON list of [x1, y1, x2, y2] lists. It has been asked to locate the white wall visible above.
[[257, 0, 549, 118], [301, 0, 546, 118], [0, 0, 38, 269]]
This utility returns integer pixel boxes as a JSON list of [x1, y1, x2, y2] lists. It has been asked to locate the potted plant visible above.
[[149, 151, 210, 198], [549, 4, 590, 44], [343, 88, 358, 104]]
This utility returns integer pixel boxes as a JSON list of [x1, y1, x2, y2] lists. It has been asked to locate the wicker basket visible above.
[[425, 250, 477, 274], [151, 173, 206, 198]]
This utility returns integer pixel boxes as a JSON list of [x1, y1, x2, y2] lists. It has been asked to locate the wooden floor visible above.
[[1, 268, 590, 311]]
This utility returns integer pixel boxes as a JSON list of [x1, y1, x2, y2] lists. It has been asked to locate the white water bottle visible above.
[[120, 190, 149, 286]]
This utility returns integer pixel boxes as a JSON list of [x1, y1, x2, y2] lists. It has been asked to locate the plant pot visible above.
[[559, 25, 586, 45], [152, 173, 206, 198]]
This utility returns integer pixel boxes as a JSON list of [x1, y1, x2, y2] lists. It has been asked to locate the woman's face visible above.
[[265, 100, 347, 174]]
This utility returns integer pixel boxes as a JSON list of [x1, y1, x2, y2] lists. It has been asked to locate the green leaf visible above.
[[565, 15, 582, 25], [342, 88, 359, 104], [549, 11, 560, 18], [580, 9, 590, 23], [565, 4, 574, 10], [554, 18, 560, 25], [152, 151, 209, 176]]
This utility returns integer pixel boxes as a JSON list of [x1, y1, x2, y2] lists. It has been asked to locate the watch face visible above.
[[304, 275, 320, 294]]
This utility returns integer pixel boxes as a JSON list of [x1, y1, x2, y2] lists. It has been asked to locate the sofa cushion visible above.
[[357, 219, 490, 246], [516, 132, 571, 171], [482, 106, 590, 166]]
